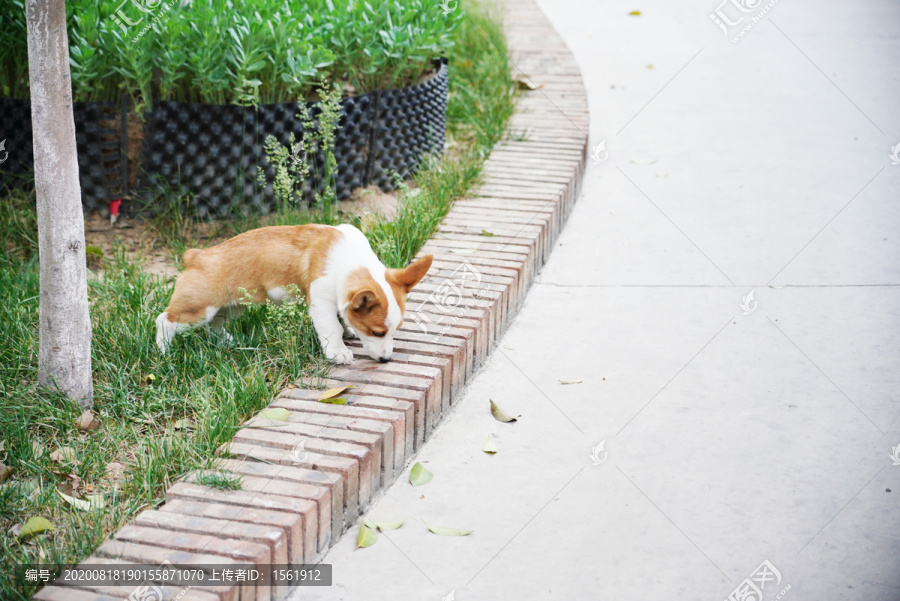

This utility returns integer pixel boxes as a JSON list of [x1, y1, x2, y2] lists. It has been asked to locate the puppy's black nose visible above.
[[378, 356, 391, 363]]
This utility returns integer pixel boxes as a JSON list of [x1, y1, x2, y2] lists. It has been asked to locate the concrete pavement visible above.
[[291, 1, 900, 599]]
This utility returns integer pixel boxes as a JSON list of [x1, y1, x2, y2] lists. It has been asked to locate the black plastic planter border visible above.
[[0, 58, 447, 218], [0, 97, 125, 210], [138, 58, 448, 219]]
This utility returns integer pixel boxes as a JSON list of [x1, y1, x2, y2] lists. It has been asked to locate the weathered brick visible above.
[[222, 441, 358, 521], [164, 482, 318, 564], [33, 587, 126, 601], [376, 328, 471, 389], [113, 525, 272, 601], [228, 427, 371, 510], [329, 366, 440, 437], [351, 356, 452, 417], [407, 289, 495, 350], [273, 389, 411, 464], [253, 405, 396, 477], [322, 378, 426, 448], [135, 509, 289, 567], [242, 417, 383, 492], [395, 308, 484, 371], [213, 458, 344, 536], [157, 499, 305, 569], [184, 470, 332, 554], [95, 540, 245, 601]]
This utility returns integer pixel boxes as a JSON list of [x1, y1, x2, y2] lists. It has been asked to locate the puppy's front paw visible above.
[[326, 345, 354, 364]]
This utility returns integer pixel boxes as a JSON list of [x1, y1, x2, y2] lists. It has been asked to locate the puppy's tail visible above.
[[182, 248, 201, 266]]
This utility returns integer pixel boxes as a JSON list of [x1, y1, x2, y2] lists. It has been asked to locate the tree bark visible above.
[[26, 0, 94, 405]]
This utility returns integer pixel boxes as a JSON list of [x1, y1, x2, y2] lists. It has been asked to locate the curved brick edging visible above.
[[32, 1, 588, 599]]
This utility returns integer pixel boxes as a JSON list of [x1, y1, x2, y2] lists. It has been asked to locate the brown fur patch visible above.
[[165, 224, 341, 323], [344, 267, 390, 335]]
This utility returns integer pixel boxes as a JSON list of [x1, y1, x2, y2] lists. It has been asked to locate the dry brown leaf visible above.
[[105, 462, 126, 482], [50, 446, 77, 465], [0, 462, 11, 483], [514, 75, 544, 90], [75, 409, 100, 432]]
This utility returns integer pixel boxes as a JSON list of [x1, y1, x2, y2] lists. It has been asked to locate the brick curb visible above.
[[35, 1, 588, 599]]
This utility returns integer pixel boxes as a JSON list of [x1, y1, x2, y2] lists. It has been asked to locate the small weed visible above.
[[195, 472, 242, 491]]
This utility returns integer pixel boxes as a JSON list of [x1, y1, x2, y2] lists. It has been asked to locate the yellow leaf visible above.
[[482, 435, 498, 454], [319, 385, 354, 400], [19, 516, 53, 539], [629, 10, 641, 16], [424, 521, 472, 536], [257, 408, 291, 422], [409, 462, 433, 487], [319, 398, 347, 405], [58, 489, 105, 511], [356, 520, 378, 549], [375, 519, 407, 531], [490, 399, 517, 423]]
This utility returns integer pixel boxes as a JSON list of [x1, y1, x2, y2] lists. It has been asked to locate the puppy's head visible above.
[[344, 254, 432, 362]]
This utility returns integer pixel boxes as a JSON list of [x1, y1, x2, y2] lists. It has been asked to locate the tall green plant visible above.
[[257, 80, 343, 217]]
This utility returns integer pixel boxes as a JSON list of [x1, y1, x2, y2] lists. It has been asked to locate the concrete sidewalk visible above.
[[292, 1, 900, 599]]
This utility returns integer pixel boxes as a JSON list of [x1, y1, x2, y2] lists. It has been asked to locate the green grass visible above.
[[0, 0, 462, 109], [0, 2, 514, 598]]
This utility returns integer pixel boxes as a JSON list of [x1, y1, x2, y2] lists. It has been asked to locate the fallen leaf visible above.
[[424, 522, 473, 536], [257, 408, 291, 422], [356, 520, 378, 549], [0, 439, 6, 453], [105, 462, 126, 482], [419, 494, 425, 499], [647, 64, 654, 69], [319, 398, 347, 405], [490, 399, 517, 423], [58, 489, 105, 511], [18, 516, 52, 539], [31, 440, 44, 459], [173, 418, 195, 430], [145, 374, 156, 384], [50, 446, 77, 465], [629, 156, 657, 165], [320, 385, 354, 400], [559, 379, 583, 385], [75, 409, 100, 432], [85, 245, 104, 257], [0, 462, 11, 483], [480, 230, 495, 237], [448, 248, 476, 254], [409, 462, 433, 487], [513, 75, 543, 90], [375, 519, 407, 531], [629, 10, 641, 16], [482, 435, 498, 454]]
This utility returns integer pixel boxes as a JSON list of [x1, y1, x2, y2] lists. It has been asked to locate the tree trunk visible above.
[[26, 0, 93, 405]]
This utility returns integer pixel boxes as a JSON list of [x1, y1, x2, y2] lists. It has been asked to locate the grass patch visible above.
[[194, 472, 242, 491], [0, 2, 514, 598]]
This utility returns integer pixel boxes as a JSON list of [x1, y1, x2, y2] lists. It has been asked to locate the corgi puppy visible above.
[[155, 224, 432, 364]]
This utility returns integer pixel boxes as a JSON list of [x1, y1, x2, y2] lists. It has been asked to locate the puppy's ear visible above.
[[386, 254, 433, 294], [350, 289, 380, 315]]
